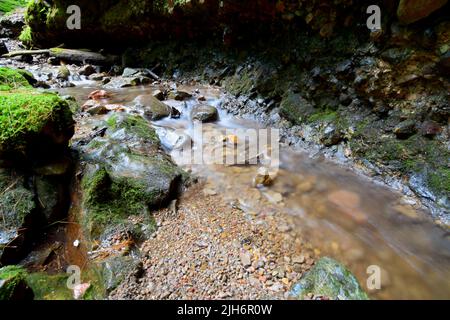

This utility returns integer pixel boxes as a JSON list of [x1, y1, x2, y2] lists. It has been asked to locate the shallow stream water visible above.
[[58, 83, 450, 300]]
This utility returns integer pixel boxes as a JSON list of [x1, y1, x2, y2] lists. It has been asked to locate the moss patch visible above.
[[0, 67, 32, 91], [0, 90, 73, 151], [0, 0, 27, 14], [25, 272, 72, 300], [0, 265, 29, 300]]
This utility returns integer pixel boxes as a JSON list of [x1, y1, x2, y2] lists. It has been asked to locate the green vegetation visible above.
[[0, 0, 27, 14], [290, 257, 369, 300], [0, 67, 32, 91], [25, 273, 72, 300], [0, 265, 28, 300], [19, 25, 32, 46], [0, 91, 71, 147]]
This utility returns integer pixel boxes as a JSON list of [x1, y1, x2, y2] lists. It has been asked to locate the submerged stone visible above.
[[289, 257, 369, 300]]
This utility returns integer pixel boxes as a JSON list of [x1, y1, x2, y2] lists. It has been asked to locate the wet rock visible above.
[[47, 57, 60, 66], [35, 174, 69, 223], [394, 120, 417, 139], [0, 41, 8, 55], [101, 255, 141, 292], [191, 104, 219, 123], [253, 167, 275, 187], [104, 77, 139, 88], [321, 125, 343, 147], [420, 120, 442, 137], [134, 95, 172, 121], [438, 51, 450, 75], [89, 73, 105, 81], [80, 113, 183, 238], [0, 9, 25, 37], [397, 0, 448, 24], [170, 107, 181, 119], [56, 65, 70, 80], [88, 90, 110, 100], [152, 89, 165, 101], [0, 169, 36, 265], [167, 91, 192, 101], [122, 68, 140, 78], [86, 104, 109, 116], [289, 257, 368, 300], [0, 266, 34, 300], [79, 65, 96, 77], [280, 91, 315, 125]]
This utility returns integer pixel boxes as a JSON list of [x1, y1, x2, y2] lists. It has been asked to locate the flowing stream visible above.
[[57, 83, 450, 300]]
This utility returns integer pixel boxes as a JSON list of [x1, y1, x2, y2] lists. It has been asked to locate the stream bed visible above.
[[57, 82, 450, 300]]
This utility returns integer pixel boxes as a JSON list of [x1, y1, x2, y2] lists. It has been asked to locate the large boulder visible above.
[[289, 257, 369, 300], [80, 113, 183, 239], [397, 0, 448, 24]]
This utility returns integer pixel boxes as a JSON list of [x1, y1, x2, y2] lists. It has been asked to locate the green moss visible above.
[[0, 0, 27, 14], [0, 90, 72, 149], [428, 168, 450, 195], [19, 25, 33, 46], [289, 257, 368, 300], [106, 114, 160, 142], [308, 110, 337, 123], [81, 167, 155, 238], [25, 273, 72, 300], [0, 67, 32, 91], [0, 265, 28, 300]]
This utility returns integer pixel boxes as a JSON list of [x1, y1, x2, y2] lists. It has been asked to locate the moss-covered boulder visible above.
[[0, 265, 34, 300], [289, 257, 369, 300], [0, 89, 74, 163], [0, 0, 27, 14], [80, 114, 182, 239]]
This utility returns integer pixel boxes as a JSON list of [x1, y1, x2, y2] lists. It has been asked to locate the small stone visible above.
[[420, 120, 442, 137], [239, 250, 252, 267], [292, 255, 306, 264], [79, 65, 96, 76], [168, 91, 192, 101], [253, 167, 275, 187], [394, 120, 417, 139]]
